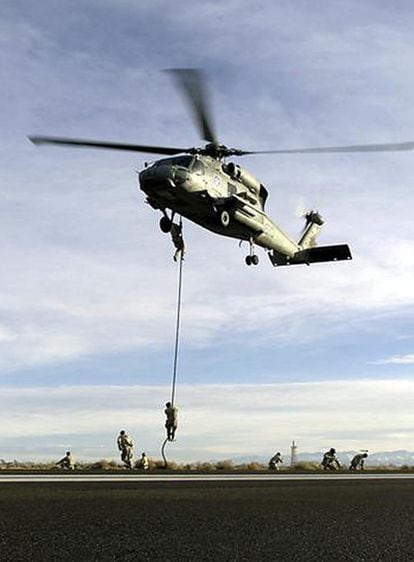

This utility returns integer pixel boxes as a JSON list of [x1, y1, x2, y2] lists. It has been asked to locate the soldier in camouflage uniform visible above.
[[349, 452, 368, 471], [139, 452, 149, 471], [170, 222, 185, 262], [56, 451, 75, 470], [164, 402, 178, 441], [321, 448, 342, 470], [117, 430, 134, 469], [268, 452, 283, 470]]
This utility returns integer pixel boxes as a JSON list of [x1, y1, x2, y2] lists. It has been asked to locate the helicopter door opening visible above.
[[228, 183, 237, 196], [259, 185, 268, 208]]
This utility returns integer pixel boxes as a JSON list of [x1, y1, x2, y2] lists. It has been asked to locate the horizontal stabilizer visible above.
[[269, 244, 352, 267]]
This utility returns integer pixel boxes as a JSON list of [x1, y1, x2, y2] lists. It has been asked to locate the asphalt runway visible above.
[[1, 477, 413, 561], [1, 472, 414, 482]]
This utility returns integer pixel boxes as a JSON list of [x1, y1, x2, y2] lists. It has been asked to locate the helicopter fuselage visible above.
[[139, 154, 300, 258]]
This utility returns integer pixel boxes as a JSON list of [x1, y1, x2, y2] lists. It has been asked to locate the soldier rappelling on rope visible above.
[[170, 220, 185, 262], [164, 401, 178, 441]]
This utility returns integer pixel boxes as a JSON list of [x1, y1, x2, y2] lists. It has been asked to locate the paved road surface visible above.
[[1, 472, 414, 482], [1, 477, 413, 560]]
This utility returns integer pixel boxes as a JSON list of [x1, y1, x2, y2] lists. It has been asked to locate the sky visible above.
[[0, 0, 413, 462]]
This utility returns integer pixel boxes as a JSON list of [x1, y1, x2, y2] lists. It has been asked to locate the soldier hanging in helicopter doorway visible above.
[[170, 220, 185, 262]]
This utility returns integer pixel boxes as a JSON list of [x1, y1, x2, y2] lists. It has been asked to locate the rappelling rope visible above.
[[161, 437, 169, 468], [162, 217, 184, 468], [171, 219, 184, 407]]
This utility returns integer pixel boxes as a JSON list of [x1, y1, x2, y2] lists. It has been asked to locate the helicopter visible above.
[[29, 69, 414, 267]]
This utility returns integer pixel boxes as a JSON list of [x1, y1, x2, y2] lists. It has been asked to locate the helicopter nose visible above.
[[139, 165, 176, 195], [139, 163, 191, 191]]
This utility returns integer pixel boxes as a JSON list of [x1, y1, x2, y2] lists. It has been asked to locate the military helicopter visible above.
[[29, 69, 414, 267]]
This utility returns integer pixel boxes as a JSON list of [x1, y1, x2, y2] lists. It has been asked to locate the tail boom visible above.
[[269, 244, 352, 267]]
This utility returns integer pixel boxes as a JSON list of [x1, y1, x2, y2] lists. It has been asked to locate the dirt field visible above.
[[1, 480, 413, 561]]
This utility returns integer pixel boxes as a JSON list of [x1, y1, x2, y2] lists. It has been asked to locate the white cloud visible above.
[[372, 354, 414, 365], [0, 379, 413, 461], [0, 223, 413, 372]]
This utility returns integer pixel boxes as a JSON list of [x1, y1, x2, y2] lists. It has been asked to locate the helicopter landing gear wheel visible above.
[[160, 216, 172, 233], [245, 238, 259, 266], [246, 254, 259, 266], [220, 210, 230, 228]]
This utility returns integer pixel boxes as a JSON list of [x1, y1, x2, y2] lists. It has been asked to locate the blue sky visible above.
[[0, 0, 413, 461]]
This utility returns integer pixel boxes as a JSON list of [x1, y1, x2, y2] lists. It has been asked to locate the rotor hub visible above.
[[190, 143, 244, 160]]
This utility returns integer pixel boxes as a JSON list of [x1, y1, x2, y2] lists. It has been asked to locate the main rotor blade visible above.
[[238, 141, 414, 155], [166, 68, 218, 144], [29, 136, 189, 156]]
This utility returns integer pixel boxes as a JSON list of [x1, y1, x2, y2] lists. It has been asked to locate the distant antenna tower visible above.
[[290, 440, 298, 467]]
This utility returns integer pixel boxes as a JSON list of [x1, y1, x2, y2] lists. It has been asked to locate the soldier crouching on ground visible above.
[[117, 430, 134, 469], [321, 448, 342, 470], [56, 451, 75, 470], [139, 452, 149, 471], [268, 452, 283, 470], [164, 402, 178, 441], [349, 452, 368, 471]]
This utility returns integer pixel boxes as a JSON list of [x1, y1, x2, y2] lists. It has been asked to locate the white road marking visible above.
[[0, 473, 413, 483]]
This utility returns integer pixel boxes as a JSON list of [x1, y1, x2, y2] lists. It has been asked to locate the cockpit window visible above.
[[192, 159, 205, 175], [155, 156, 193, 168]]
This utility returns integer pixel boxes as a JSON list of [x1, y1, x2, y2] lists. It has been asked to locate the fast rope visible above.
[[162, 216, 185, 468], [171, 225, 184, 408]]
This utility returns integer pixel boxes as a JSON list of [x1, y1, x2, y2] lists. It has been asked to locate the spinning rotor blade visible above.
[[29, 136, 189, 156], [166, 68, 218, 144], [237, 140, 414, 155], [299, 211, 311, 236], [294, 196, 307, 219]]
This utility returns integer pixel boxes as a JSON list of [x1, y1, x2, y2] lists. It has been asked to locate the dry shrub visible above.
[[215, 459, 234, 471], [164, 460, 181, 470], [374, 464, 399, 471], [151, 459, 167, 469], [181, 462, 213, 471], [89, 459, 120, 470], [243, 462, 266, 471], [149, 459, 182, 470], [292, 461, 321, 471], [0, 461, 56, 470], [192, 462, 215, 471]]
